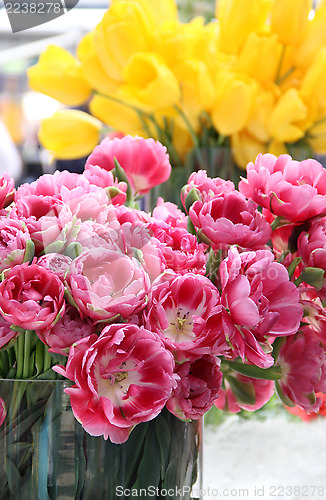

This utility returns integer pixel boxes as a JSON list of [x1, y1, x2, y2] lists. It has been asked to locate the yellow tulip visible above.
[[38, 110, 102, 160], [170, 120, 196, 164], [89, 93, 149, 135], [115, 0, 178, 27], [27, 45, 91, 106], [308, 117, 326, 154], [237, 33, 283, 82], [246, 88, 277, 142], [301, 48, 326, 109], [230, 131, 267, 169], [153, 20, 200, 68], [294, 5, 326, 69], [93, 2, 153, 85], [271, 0, 312, 45], [122, 52, 180, 110], [211, 72, 257, 136], [267, 88, 307, 142], [77, 32, 118, 95], [173, 59, 215, 118], [216, 0, 272, 54], [267, 140, 288, 157]]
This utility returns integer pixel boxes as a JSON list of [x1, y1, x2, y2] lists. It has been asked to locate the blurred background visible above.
[[0, 0, 216, 186], [1, 0, 323, 186]]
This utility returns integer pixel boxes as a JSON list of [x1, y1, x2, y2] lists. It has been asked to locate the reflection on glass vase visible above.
[[0, 379, 202, 500]]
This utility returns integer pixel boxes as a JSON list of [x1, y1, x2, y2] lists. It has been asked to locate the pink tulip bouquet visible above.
[[0, 135, 326, 495]]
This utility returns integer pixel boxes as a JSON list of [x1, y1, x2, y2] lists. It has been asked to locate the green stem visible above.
[[15, 332, 25, 380], [222, 360, 282, 380], [174, 105, 199, 149], [43, 347, 52, 372], [276, 66, 295, 86], [22, 330, 32, 379]]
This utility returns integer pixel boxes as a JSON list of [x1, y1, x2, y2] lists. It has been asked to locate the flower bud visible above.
[[39, 110, 102, 160]]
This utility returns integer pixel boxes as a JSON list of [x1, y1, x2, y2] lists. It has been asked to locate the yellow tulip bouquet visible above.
[[28, 0, 326, 174]]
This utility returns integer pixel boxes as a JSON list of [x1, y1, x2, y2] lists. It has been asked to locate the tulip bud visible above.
[[184, 187, 201, 212], [38, 110, 102, 160], [271, 0, 312, 46], [226, 374, 256, 406], [28, 45, 91, 106], [298, 267, 325, 290]]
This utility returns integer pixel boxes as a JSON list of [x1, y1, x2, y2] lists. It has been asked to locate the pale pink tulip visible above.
[[66, 248, 150, 322], [0, 217, 32, 273], [38, 305, 95, 356], [152, 197, 187, 228]]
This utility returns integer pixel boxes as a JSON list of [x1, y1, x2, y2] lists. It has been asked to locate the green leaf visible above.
[[23, 239, 35, 264], [275, 380, 295, 407], [155, 410, 172, 478], [113, 157, 132, 204], [132, 424, 161, 491], [287, 256, 302, 280], [64, 242, 83, 259], [226, 374, 256, 406], [296, 266, 325, 290], [223, 360, 282, 380]]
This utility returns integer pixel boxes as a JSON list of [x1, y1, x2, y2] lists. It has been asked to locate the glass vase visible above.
[[0, 379, 201, 500]]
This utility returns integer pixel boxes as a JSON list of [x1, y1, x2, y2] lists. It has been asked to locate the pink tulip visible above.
[[37, 253, 73, 281], [0, 396, 6, 427], [166, 355, 223, 420], [15, 171, 109, 220], [83, 164, 127, 205], [239, 153, 326, 223], [297, 218, 326, 300], [0, 172, 15, 210], [25, 203, 76, 256], [149, 221, 206, 274], [189, 190, 271, 251], [85, 135, 172, 195], [0, 317, 19, 349], [215, 374, 274, 413], [145, 271, 226, 361], [0, 217, 32, 273], [0, 263, 65, 331], [299, 286, 326, 349], [152, 197, 188, 229], [66, 248, 150, 321], [276, 327, 326, 412], [38, 305, 95, 356], [219, 246, 303, 367], [181, 170, 235, 209], [54, 324, 176, 443]]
